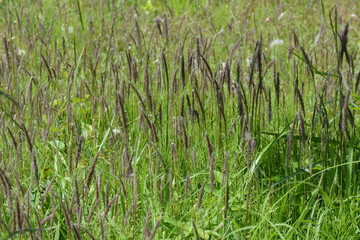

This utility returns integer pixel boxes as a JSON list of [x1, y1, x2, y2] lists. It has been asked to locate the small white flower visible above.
[[17, 48, 25, 56], [270, 39, 284, 48], [112, 128, 121, 135], [68, 26, 73, 34]]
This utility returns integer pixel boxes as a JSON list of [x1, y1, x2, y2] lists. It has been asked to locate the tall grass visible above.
[[0, 0, 359, 239]]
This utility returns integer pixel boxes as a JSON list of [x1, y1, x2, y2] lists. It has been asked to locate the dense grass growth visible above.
[[0, 0, 359, 239]]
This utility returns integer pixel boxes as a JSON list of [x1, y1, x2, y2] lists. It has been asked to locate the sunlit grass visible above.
[[0, 0, 359, 239]]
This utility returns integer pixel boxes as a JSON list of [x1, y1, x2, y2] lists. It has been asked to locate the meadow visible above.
[[0, 0, 359, 239]]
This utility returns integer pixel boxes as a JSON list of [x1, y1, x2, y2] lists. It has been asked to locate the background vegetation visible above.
[[0, 0, 359, 239]]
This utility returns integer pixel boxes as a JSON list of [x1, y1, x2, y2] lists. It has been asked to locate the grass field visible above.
[[0, 0, 360, 239]]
